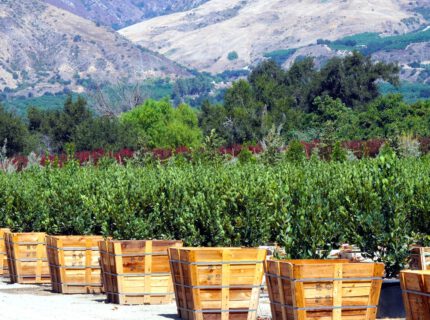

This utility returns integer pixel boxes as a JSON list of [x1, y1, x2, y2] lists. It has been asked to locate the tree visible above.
[[88, 81, 148, 116], [357, 94, 430, 139], [199, 100, 228, 138], [0, 105, 29, 156], [223, 80, 261, 144], [312, 95, 359, 141], [73, 117, 137, 151], [248, 60, 286, 109], [284, 57, 319, 110], [315, 51, 399, 109], [120, 98, 202, 149], [27, 95, 93, 151]]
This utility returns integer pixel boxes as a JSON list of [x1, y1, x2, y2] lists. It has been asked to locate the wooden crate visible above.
[[46, 235, 105, 294], [0, 228, 11, 277], [99, 239, 183, 305], [400, 270, 430, 320], [410, 247, 430, 270], [169, 247, 266, 320], [5, 232, 50, 284], [265, 259, 384, 320]]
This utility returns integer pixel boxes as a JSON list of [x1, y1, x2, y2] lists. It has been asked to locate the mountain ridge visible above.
[[43, 0, 210, 29], [120, 0, 430, 74], [0, 0, 189, 98]]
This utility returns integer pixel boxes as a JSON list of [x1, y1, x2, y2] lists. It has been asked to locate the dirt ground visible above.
[[0, 278, 272, 320], [0, 278, 403, 320]]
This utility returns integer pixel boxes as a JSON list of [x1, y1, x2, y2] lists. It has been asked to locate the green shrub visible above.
[[331, 142, 347, 162], [237, 147, 255, 164], [120, 99, 202, 149], [285, 140, 306, 162], [227, 51, 239, 61], [0, 157, 429, 276]]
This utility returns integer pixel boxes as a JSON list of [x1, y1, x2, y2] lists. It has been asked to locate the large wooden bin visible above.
[[5, 232, 50, 284], [400, 270, 430, 319], [265, 259, 384, 320], [0, 228, 11, 276], [46, 235, 105, 294], [99, 239, 183, 305], [169, 247, 266, 320], [410, 247, 430, 270]]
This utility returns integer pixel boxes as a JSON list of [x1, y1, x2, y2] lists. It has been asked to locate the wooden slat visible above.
[[221, 249, 231, 320], [189, 250, 203, 320], [365, 263, 384, 319], [294, 264, 306, 320], [332, 263, 343, 320], [143, 240, 152, 304], [0, 228, 11, 277]]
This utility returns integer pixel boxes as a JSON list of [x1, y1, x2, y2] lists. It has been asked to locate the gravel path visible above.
[[0, 278, 403, 320], [0, 278, 272, 320]]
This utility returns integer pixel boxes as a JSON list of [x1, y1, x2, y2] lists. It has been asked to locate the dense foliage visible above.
[[120, 99, 201, 149], [0, 153, 428, 277], [327, 29, 430, 55], [199, 53, 430, 145]]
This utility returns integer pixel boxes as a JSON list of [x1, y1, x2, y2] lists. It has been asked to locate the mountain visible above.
[[120, 0, 430, 76], [0, 0, 189, 98], [43, 0, 209, 29]]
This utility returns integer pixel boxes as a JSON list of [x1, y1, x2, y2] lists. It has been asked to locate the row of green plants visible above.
[[0, 149, 428, 277]]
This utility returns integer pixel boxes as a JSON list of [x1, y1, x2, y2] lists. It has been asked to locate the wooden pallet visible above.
[[410, 247, 430, 270], [0, 228, 11, 277], [169, 247, 266, 320], [265, 259, 384, 320], [401, 270, 430, 320], [5, 232, 50, 284], [99, 239, 183, 305], [46, 235, 105, 294]]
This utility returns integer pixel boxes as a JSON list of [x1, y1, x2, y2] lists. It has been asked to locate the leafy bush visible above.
[[120, 99, 202, 149], [331, 141, 347, 162], [227, 51, 239, 61], [285, 140, 306, 163]]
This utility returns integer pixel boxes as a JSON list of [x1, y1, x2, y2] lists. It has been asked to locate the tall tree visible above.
[[120, 98, 202, 149], [223, 80, 261, 144], [315, 51, 399, 109], [0, 105, 29, 156]]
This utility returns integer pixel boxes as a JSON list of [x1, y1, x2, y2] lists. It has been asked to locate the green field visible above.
[[379, 81, 430, 102], [263, 48, 297, 65], [328, 29, 430, 55], [4, 94, 78, 116]]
